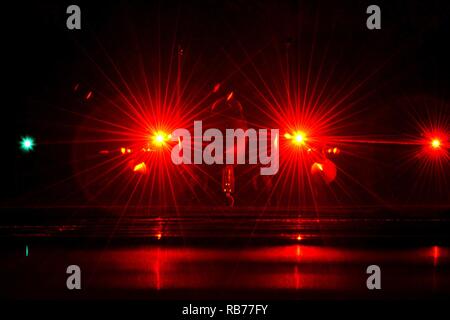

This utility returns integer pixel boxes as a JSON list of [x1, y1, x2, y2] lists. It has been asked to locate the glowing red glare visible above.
[[85, 91, 93, 100], [431, 139, 441, 149], [133, 162, 147, 174], [120, 147, 126, 154], [297, 235, 302, 241], [213, 83, 221, 93], [295, 134, 304, 144], [312, 163, 324, 172], [311, 160, 337, 184], [152, 131, 171, 147], [432, 246, 439, 267], [327, 147, 340, 154], [156, 233, 162, 240], [226, 91, 234, 101], [285, 131, 308, 146]]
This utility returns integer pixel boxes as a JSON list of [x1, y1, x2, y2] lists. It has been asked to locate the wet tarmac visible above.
[[1, 206, 449, 300]]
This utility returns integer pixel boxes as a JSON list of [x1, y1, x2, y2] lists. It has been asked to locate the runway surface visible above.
[[1, 206, 449, 299]]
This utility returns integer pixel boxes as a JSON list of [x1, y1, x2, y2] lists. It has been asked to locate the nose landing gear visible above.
[[222, 165, 235, 207]]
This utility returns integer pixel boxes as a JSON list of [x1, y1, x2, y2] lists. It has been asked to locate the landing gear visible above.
[[222, 165, 235, 207]]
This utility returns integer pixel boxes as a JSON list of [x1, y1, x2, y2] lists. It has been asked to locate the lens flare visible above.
[[431, 139, 441, 149], [311, 160, 337, 184], [133, 162, 147, 174], [20, 136, 35, 152], [151, 131, 171, 147], [422, 132, 447, 156], [285, 131, 308, 146]]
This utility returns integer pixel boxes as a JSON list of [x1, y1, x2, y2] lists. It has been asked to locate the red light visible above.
[[422, 132, 447, 158], [431, 139, 441, 149], [284, 131, 308, 146], [120, 147, 132, 154], [85, 91, 93, 100], [213, 83, 221, 93], [327, 147, 340, 155], [311, 160, 337, 184], [133, 162, 147, 174], [312, 162, 324, 172], [151, 131, 171, 147]]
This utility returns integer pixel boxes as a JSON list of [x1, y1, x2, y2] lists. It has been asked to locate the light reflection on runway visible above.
[[1, 206, 450, 243], [2, 244, 449, 299], [1, 206, 449, 299]]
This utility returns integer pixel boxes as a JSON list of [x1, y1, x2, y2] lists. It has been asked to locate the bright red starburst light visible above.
[[421, 131, 448, 158], [284, 130, 308, 147], [68, 33, 222, 210], [397, 96, 450, 199], [431, 139, 441, 149], [151, 130, 172, 148]]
